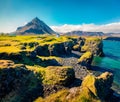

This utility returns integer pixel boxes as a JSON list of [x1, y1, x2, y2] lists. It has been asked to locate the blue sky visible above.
[[0, 0, 120, 33]]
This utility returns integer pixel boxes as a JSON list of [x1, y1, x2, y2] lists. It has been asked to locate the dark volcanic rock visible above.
[[0, 64, 43, 102], [16, 17, 55, 34], [48, 43, 66, 56], [35, 45, 50, 56], [35, 41, 74, 57]]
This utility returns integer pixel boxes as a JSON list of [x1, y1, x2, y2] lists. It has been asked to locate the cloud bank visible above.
[[51, 22, 120, 33]]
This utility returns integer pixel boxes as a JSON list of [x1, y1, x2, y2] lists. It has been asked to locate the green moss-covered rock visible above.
[[34, 86, 100, 102], [78, 51, 93, 67], [28, 66, 75, 86], [48, 43, 65, 56], [41, 66, 75, 86], [81, 37, 104, 56], [0, 62, 43, 102], [73, 44, 81, 51], [34, 72, 113, 102], [82, 72, 113, 100]]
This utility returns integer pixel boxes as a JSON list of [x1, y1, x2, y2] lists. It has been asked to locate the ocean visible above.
[[92, 40, 120, 93]]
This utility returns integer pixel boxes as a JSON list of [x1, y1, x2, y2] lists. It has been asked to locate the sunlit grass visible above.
[[0, 35, 76, 53]]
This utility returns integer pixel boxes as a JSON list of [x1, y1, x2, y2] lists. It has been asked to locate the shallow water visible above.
[[93, 40, 120, 92]]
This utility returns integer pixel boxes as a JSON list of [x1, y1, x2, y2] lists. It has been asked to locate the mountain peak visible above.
[[34, 17, 39, 20], [32, 17, 40, 22], [16, 17, 55, 35]]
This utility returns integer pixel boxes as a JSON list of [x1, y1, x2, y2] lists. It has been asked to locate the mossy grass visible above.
[[78, 51, 93, 63], [27, 65, 74, 85], [0, 35, 77, 53]]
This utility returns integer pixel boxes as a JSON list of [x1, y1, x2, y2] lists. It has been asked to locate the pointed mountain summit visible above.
[[16, 17, 55, 34]]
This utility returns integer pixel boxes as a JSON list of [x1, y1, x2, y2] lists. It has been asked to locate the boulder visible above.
[[81, 72, 113, 100], [48, 43, 66, 56], [42, 66, 75, 86]]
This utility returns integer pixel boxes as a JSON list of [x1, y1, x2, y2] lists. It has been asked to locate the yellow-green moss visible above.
[[34, 87, 100, 102], [84, 37, 101, 42], [81, 45, 89, 52], [73, 44, 80, 50], [38, 56, 61, 62], [27, 65, 74, 85], [81, 37, 102, 52], [78, 51, 93, 63], [81, 74, 97, 96], [0, 35, 75, 53]]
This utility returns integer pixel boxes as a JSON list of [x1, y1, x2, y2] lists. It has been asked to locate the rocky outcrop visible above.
[[35, 45, 50, 56], [34, 72, 113, 102], [81, 72, 113, 100], [35, 41, 74, 57], [0, 52, 23, 61], [41, 66, 75, 86], [81, 38, 104, 56], [72, 37, 85, 51], [48, 43, 66, 56], [0, 61, 43, 102], [78, 51, 93, 68]]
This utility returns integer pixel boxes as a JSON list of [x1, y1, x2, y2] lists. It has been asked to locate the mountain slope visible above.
[[64, 30, 104, 36], [16, 17, 55, 34]]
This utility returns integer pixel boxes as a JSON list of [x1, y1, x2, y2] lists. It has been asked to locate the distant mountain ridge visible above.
[[15, 17, 55, 34], [64, 30, 105, 36]]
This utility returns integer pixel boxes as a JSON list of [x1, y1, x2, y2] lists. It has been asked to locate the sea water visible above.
[[93, 40, 120, 92]]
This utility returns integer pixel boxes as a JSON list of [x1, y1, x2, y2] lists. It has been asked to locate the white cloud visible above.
[[50, 22, 120, 33]]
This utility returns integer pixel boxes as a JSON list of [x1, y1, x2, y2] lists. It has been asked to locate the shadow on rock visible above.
[[68, 78, 82, 88], [0, 66, 43, 102]]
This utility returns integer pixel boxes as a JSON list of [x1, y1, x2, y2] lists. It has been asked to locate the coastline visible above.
[[104, 36, 120, 41]]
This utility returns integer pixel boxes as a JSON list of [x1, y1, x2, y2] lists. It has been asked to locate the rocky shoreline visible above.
[[0, 35, 120, 102]]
